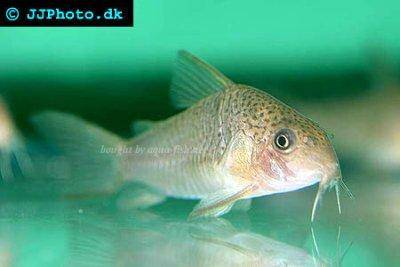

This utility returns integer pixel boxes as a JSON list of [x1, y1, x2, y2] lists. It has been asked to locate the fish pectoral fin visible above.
[[218, 131, 254, 180], [170, 50, 234, 109], [131, 120, 157, 135], [188, 184, 257, 220]]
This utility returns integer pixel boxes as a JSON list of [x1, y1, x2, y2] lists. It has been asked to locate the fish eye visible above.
[[274, 129, 296, 151]]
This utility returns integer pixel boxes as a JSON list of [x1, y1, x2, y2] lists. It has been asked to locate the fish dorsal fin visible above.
[[131, 120, 157, 135], [170, 50, 234, 109]]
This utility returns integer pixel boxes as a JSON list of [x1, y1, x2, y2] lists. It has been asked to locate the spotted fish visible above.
[[32, 51, 349, 221]]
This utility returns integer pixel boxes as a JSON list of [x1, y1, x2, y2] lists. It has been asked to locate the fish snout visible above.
[[322, 163, 341, 187], [319, 147, 341, 188]]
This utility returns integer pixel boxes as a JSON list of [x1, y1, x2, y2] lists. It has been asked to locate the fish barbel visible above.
[[32, 51, 345, 221]]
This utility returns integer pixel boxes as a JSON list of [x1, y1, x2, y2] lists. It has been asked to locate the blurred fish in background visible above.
[[0, 240, 11, 267], [295, 52, 400, 171], [0, 96, 32, 182]]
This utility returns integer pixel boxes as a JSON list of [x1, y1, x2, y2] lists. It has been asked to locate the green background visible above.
[[1, 0, 399, 134]]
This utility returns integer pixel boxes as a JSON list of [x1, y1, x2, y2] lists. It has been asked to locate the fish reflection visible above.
[[68, 211, 324, 267]]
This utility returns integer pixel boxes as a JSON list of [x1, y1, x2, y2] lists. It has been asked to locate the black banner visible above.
[[0, 0, 133, 27]]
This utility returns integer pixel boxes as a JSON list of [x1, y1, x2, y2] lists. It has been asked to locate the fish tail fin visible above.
[[31, 111, 126, 197]]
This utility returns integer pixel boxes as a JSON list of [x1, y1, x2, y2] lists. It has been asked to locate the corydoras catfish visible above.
[[32, 51, 346, 221]]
